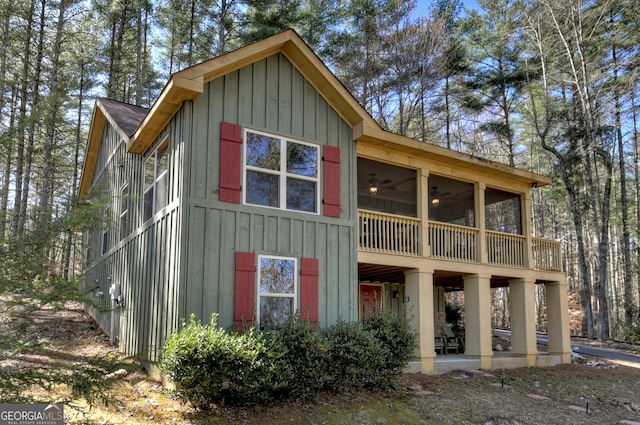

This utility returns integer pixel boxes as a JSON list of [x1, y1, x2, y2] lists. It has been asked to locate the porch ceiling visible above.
[[437, 273, 512, 291], [358, 263, 409, 285], [357, 264, 537, 290]]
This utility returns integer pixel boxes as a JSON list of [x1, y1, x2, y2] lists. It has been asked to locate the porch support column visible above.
[[509, 277, 537, 366], [464, 273, 492, 369], [545, 279, 571, 364], [405, 268, 435, 373]]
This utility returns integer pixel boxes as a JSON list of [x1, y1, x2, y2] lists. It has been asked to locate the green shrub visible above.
[[223, 328, 277, 406], [161, 311, 415, 408], [620, 324, 640, 344], [323, 319, 386, 390], [361, 308, 417, 385], [160, 314, 235, 409], [265, 312, 328, 401]]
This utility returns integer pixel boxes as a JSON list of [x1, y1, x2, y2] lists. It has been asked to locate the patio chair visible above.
[[442, 325, 461, 354], [434, 334, 446, 355]]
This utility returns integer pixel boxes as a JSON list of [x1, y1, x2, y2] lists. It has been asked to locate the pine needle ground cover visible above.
[[3, 302, 640, 425]]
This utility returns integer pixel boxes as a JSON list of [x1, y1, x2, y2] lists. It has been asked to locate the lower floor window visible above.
[[257, 255, 297, 328]]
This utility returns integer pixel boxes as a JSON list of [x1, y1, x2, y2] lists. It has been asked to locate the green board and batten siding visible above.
[[84, 52, 357, 362], [84, 111, 187, 362], [184, 53, 358, 328]]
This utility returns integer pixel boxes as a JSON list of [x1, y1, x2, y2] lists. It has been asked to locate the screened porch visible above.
[[356, 158, 562, 273]]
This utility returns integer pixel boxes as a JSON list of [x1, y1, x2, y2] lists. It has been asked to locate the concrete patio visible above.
[[406, 351, 564, 375]]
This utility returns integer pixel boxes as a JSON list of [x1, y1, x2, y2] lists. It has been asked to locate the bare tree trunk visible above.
[[40, 0, 67, 222], [0, 96, 15, 240], [10, 0, 36, 238], [188, 0, 195, 65], [62, 53, 86, 279], [0, 4, 11, 239], [613, 55, 633, 328], [135, 4, 143, 105], [632, 97, 640, 311], [107, 0, 130, 100], [591, 149, 613, 341]]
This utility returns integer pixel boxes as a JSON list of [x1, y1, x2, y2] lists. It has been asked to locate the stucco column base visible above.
[[463, 273, 493, 369], [522, 354, 537, 367], [465, 355, 493, 370], [545, 279, 571, 364], [509, 278, 538, 367], [419, 357, 435, 374], [405, 268, 436, 367]]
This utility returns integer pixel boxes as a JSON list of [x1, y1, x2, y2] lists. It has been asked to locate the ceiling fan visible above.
[[367, 174, 392, 195], [430, 186, 451, 207]]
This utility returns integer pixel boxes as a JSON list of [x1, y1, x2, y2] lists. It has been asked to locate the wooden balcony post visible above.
[[509, 277, 537, 366], [405, 268, 435, 373], [522, 192, 534, 269], [419, 169, 429, 257], [475, 182, 487, 264], [463, 272, 493, 369]]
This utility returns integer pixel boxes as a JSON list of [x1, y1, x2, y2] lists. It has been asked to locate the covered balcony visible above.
[[357, 158, 562, 272], [355, 146, 570, 375]]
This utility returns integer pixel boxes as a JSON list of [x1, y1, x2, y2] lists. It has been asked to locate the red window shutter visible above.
[[322, 145, 341, 217], [300, 258, 319, 326], [234, 252, 256, 331], [220, 121, 242, 203]]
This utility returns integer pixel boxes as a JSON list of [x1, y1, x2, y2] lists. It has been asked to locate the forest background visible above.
[[0, 0, 638, 345]]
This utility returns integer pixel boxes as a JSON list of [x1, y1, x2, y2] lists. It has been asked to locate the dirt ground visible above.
[[5, 303, 640, 425]]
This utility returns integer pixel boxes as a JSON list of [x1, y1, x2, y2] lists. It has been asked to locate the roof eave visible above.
[[127, 75, 204, 154], [355, 124, 552, 188], [78, 104, 107, 197]]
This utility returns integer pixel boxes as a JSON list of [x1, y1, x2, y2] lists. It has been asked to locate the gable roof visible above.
[[79, 99, 149, 196], [126, 29, 376, 155], [79, 29, 550, 197], [99, 98, 149, 138]]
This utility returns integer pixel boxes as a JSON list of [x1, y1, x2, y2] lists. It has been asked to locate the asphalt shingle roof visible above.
[[98, 97, 149, 138]]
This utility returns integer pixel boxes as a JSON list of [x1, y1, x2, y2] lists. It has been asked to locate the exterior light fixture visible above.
[[584, 395, 593, 414], [430, 186, 448, 207], [368, 174, 382, 195]]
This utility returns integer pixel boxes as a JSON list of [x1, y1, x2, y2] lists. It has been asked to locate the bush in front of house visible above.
[[262, 312, 328, 401], [361, 308, 417, 386], [160, 314, 236, 409], [160, 310, 416, 409], [322, 318, 387, 390]]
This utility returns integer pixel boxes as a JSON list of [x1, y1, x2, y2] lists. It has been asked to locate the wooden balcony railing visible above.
[[357, 211, 563, 273], [486, 230, 526, 268], [358, 210, 421, 256], [533, 238, 563, 272], [428, 221, 478, 263]]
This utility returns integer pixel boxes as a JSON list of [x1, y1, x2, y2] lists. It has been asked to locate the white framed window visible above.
[[256, 255, 297, 328], [119, 183, 129, 240], [144, 137, 169, 221], [102, 206, 110, 255], [244, 129, 319, 214]]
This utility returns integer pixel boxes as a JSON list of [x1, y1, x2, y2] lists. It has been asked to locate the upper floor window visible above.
[[244, 129, 319, 214], [257, 255, 297, 328], [144, 137, 169, 221], [102, 206, 110, 255], [119, 183, 129, 240]]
